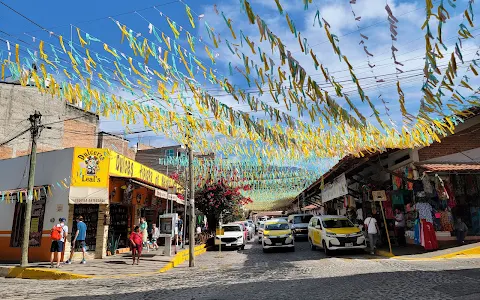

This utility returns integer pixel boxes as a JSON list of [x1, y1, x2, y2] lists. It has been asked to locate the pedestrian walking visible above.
[[65, 216, 87, 264], [129, 226, 143, 265], [364, 213, 379, 255], [455, 217, 468, 244], [394, 209, 406, 246], [151, 223, 160, 250], [50, 217, 68, 268], [139, 217, 149, 252]]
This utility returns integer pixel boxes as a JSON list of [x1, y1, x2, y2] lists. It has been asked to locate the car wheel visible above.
[[240, 245, 245, 250], [323, 241, 331, 256]]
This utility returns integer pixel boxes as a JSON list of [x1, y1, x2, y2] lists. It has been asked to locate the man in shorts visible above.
[[50, 217, 68, 268], [65, 216, 87, 264]]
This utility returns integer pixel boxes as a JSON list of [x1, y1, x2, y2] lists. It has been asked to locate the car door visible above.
[[312, 218, 322, 246]]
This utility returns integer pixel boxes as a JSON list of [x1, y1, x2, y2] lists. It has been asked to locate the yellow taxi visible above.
[[308, 215, 366, 255], [262, 220, 295, 252]]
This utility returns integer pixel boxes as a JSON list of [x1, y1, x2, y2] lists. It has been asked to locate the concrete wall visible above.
[[0, 148, 73, 262], [0, 82, 99, 159], [97, 132, 136, 159]]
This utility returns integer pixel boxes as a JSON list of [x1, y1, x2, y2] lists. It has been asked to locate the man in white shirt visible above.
[[364, 213, 379, 255]]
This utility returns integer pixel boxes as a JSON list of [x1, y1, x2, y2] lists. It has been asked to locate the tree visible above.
[[195, 180, 253, 230]]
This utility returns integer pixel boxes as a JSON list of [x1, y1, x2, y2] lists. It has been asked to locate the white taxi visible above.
[[308, 215, 366, 255]]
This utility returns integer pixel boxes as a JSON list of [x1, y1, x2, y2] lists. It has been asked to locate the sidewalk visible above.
[[0, 244, 207, 280], [375, 242, 480, 260]]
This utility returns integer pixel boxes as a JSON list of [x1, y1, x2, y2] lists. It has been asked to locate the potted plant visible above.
[[107, 234, 121, 256]]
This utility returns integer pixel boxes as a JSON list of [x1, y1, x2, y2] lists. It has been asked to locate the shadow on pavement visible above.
[[54, 268, 480, 300]]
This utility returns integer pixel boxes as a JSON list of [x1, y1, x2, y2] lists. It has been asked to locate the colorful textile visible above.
[[421, 219, 438, 250], [414, 202, 433, 224], [440, 211, 454, 231], [444, 180, 456, 208], [422, 173, 434, 194], [414, 219, 421, 245]]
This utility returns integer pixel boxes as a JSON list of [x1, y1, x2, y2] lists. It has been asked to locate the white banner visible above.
[[321, 173, 348, 203], [69, 187, 108, 204], [155, 189, 168, 199]]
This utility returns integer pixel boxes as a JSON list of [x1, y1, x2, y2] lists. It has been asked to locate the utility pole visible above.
[[182, 163, 188, 249], [21, 111, 42, 267], [188, 145, 195, 267]]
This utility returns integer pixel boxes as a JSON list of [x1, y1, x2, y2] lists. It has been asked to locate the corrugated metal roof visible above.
[[417, 163, 480, 172]]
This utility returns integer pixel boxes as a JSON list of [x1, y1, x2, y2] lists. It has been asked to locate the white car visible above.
[[257, 222, 265, 244], [215, 224, 245, 250], [237, 221, 254, 240]]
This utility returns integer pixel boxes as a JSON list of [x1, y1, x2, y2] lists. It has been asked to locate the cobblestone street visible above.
[[3, 238, 480, 299]]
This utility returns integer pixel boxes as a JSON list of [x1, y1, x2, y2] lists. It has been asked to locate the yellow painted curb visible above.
[[159, 244, 207, 273], [6, 267, 92, 280], [431, 246, 480, 259], [375, 249, 395, 258]]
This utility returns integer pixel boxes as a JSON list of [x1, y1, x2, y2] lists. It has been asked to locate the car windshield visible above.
[[293, 215, 313, 224], [322, 219, 354, 228], [259, 224, 265, 228], [222, 226, 241, 232], [265, 223, 289, 230]]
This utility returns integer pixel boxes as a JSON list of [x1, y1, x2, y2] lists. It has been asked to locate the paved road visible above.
[[3, 236, 480, 299]]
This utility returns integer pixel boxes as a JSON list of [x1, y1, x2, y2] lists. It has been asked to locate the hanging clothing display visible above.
[[453, 175, 465, 196], [466, 175, 478, 196], [440, 210, 454, 231], [391, 190, 405, 206], [422, 173, 434, 195], [435, 175, 449, 201], [470, 207, 480, 235], [444, 180, 456, 208], [421, 219, 438, 250], [414, 202, 433, 224], [414, 219, 421, 245]]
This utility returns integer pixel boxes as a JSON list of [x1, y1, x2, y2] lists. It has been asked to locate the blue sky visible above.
[[1, 0, 479, 160]]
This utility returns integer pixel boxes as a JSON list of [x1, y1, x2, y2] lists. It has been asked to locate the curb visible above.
[[375, 249, 395, 258], [1, 266, 92, 280], [0, 244, 207, 280], [375, 246, 480, 261], [159, 244, 207, 273]]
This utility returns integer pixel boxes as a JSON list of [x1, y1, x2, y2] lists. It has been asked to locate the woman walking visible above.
[[139, 217, 149, 252], [129, 226, 143, 265]]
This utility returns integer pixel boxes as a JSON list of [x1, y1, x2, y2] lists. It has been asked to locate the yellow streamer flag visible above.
[[77, 28, 88, 47]]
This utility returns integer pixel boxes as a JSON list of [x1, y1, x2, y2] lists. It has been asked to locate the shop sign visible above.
[[321, 173, 348, 203], [69, 198, 109, 204], [109, 153, 180, 190], [71, 148, 109, 188], [69, 187, 109, 204], [155, 189, 168, 199]]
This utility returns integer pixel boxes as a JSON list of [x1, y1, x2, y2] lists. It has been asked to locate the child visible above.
[[129, 226, 143, 265], [151, 223, 160, 250]]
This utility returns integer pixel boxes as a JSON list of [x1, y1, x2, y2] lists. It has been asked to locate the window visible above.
[[310, 218, 318, 227], [322, 218, 354, 228], [166, 149, 175, 157], [293, 215, 313, 224], [11, 189, 47, 247], [222, 225, 241, 232], [265, 223, 289, 230]]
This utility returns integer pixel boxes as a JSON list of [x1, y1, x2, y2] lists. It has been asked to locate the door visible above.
[[311, 218, 322, 246]]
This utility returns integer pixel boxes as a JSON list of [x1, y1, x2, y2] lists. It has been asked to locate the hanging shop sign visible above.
[[69, 187, 109, 204], [155, 189, 168, 199], [71, 148, 109, 188], [372, 190, 387, 202], [321, 173, 348, 203], [109, 152, 181, 190]]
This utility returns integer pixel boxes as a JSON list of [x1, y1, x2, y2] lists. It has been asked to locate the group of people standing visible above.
[[49, 216, 87, 268], [129, 216, 183, 265]]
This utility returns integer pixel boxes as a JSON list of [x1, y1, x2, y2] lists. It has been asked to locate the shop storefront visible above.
[[0, 147, 182, 262]]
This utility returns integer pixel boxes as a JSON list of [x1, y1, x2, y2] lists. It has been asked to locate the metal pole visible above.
[[182, 165, 188, 249], [21, 111, 42, 267], [379, 201, 393, 254], [188, 145, 195, 267]]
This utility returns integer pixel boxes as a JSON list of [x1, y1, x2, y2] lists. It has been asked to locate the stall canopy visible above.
[[416, 163, 480, 173], [321, 173, 348, 203]]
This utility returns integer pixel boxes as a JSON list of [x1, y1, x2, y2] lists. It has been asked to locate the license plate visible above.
[[275, 243, 282, 246], [226, 243, 232, 246], [345, 243, 353, 247]]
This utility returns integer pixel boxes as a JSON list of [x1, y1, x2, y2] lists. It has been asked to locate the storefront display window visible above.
[[73, 204, 98, 251]]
